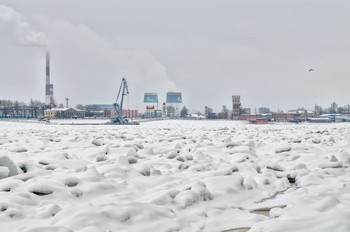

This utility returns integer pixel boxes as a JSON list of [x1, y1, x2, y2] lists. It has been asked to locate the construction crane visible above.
[[110, 78, 139, 125]]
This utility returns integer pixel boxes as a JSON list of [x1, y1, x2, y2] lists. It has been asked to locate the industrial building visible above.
[[143, 93, 161, 118], [142, 92, 183, 118], [271, 113, 298, 122], [232, 95, 241, 119], [166, 92, 182, 118], [104, 109, 138, 119], [258, 107, 270, 114], [44, 108, 85, 119], [84, 104, 114, 118]]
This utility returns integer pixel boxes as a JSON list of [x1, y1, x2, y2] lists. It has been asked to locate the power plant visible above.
[[45, 51, 57, 108]]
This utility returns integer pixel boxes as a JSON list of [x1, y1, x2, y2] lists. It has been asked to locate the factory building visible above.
[[144, 93, 161, 118], [271, 113, 298, 122], [166, 92, 182, 118], [104, 109, 138, 119], [44, 108, 85, 119]]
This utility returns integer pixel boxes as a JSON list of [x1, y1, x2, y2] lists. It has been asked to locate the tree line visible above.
[[0, 99, 46, 118]]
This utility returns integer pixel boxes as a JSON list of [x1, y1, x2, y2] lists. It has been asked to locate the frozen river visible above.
[[1, 120, 350, 232]]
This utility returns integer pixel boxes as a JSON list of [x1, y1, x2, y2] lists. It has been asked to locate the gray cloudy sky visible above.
[[1, 0, 350, 112]]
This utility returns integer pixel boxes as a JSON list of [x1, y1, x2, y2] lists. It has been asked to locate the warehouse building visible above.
[[44, 108, 85, 119]]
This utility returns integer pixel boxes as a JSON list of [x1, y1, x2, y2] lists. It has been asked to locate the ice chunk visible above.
[[226, 142, 241, 148], [0, 166, 9, 179], [36, 202, 62, 218], [266, 163, 285, 172], [166, 150, 178, 159], [329, 136, 335, 143], [30, 188, 54, 196], [203, 175, 244, 195], [175, 181, 213, 208], [138, 167, 151, 176], [330, 155, 338, 162], [151, 170, 161, 176], [292, 163, 307, 170], [133, 143, 144, 150], [5, 208, 22, 218], [91, 139, 103, 146], [178, 162, 189, 170], [127, 156, 138, 164], [64, 177, 80, 187], [0, 155, 19, 177], [275, 146, 291, 154], [96, 154, 107, 162], [127, 149, 139, 158], [319, 162, 342, 169], [117, 156, 129, 166], [174, 143, 182, 149], [176, 156, 185, 162], [244, 176, 258, 190]]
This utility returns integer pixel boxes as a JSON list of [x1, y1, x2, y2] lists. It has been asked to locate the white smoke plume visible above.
[[0, 5, 48, 47]]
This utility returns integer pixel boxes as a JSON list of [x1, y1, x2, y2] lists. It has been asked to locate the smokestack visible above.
[[66, 98, 69, 108], [45, 51, 56, 107], [46, 51, 50, 86], [45, 51, 50, 106]]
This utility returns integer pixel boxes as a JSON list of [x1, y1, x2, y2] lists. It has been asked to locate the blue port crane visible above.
[[111, 78, 129, 124]]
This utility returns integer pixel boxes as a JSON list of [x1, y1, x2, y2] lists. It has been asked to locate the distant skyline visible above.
[[1, 0, 350, 112]]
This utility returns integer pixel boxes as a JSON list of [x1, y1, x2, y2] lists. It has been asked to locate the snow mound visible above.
[[20, 227, 72, 232], [10, 146, 28, 153], [318, 162, 342, 169], [203, 174, 244, 195], [28, 185, 54, 196], [175, 181, 213, 208], [51, 204, 175, 231], [0, 138, 11, 145]]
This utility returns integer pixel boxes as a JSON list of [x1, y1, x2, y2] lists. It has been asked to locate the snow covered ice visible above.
[[1, 120, 350, 231]]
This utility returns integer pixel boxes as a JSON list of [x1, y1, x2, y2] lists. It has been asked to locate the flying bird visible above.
[[309, 69, 314, 72]]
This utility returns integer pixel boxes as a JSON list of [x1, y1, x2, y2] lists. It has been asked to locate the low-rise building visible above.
[[44, 108, 85, 119], [123, 109, 138, 119], [272, 113, 298, 122], [240, 114, 260, 121], [104, 109, 139, 119], [218, 112, 229, 119]]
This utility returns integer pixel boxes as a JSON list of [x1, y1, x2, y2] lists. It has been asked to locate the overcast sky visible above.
[[1, 0, 350, 112]]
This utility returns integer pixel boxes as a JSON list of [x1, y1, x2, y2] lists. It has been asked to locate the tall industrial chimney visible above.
[[45, 51, 56, 107]]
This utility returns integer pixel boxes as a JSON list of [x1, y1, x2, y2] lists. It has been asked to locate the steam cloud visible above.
[[0, 5, 48, 47]]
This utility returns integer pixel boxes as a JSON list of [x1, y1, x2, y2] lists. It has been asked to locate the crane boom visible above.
[[111, 78, 134, 124]]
